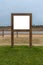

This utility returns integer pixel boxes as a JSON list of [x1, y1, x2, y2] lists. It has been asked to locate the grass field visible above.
[[0, 46, 43, 65]]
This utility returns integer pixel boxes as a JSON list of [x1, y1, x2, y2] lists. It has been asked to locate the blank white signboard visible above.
[[13, 15, 30, 30]]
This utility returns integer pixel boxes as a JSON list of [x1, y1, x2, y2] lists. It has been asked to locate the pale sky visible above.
[[0, 0, 43, 26]]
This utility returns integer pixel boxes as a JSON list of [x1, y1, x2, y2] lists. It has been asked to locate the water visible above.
[[0, 31, 43, 35]]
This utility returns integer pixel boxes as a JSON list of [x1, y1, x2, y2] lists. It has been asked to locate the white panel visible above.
[[13, 15, 30, 30]]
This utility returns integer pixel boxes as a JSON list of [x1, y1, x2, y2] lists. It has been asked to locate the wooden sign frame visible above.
[[11, 13, 32, 47]]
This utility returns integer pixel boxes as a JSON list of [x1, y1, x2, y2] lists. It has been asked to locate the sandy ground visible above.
[[0, 34, 43, 46]]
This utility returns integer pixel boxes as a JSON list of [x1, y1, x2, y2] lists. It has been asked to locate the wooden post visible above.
[[29, 14, 32, 47], [16, 32, 18, 38], [2, 30, 4, 37], [11, 14, 14, 47]]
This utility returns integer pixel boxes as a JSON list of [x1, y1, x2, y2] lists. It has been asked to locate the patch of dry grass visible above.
[[0, 34, 43, 46]]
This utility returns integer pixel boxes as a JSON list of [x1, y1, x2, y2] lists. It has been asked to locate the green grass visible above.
[[0, 46, 43, 65]]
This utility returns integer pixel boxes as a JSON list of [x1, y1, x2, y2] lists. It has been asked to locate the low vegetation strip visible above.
[[0, 46, 43, 65]]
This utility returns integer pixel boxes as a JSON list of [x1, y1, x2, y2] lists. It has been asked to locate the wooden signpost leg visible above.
[[29, 30, 32, 47], [11, 30, 14, 47], [11, 14, 14, 47], [29, 14, 32, 47]]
